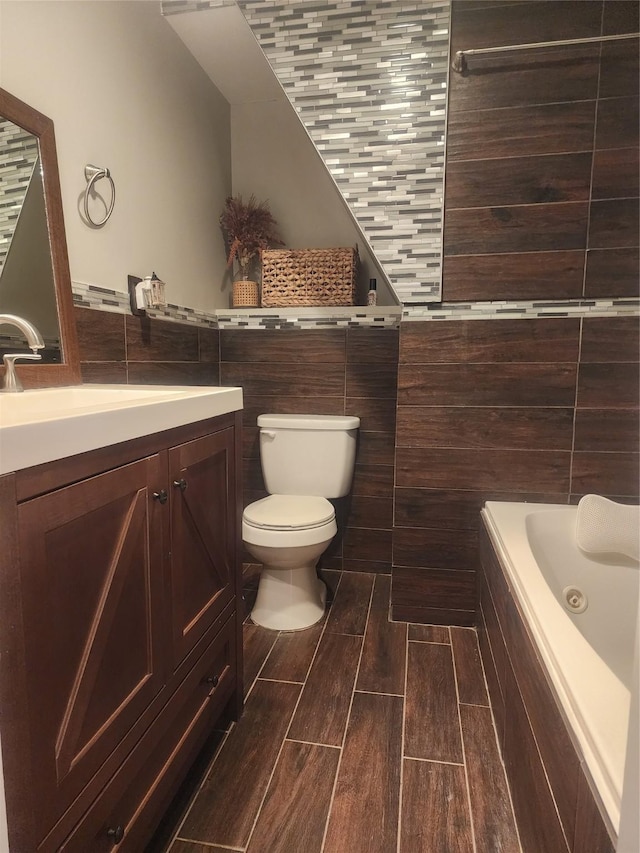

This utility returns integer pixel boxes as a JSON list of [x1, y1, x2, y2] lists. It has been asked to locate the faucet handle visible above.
[[1, 352, 42, 393]]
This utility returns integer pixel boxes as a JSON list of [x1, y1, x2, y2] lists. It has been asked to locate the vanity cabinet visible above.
[[0, 412, 243, 853]]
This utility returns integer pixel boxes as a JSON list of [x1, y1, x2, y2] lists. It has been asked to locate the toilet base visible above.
[[251, 562, 327, 631]]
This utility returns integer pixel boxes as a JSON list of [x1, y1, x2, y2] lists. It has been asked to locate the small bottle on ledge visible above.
[[367, 277, 377, 306]]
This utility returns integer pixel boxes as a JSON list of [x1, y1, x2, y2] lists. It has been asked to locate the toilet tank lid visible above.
[[258, 414, 360, 430]]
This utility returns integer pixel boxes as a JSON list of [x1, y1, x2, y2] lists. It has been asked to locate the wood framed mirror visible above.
[[0, 87, 80, 389]]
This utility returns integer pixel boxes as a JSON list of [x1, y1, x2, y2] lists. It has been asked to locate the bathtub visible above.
[[481, 500, 639, 835]]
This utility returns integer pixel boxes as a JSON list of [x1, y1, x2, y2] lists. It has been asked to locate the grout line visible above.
[[354, 688, 405, 698], [257, 676, 305, 686], [242, 631, 279, 703], [241, 573, 343, 851], [319, 574, 375, 852], [451, 629, 478, 853], [447, 95, 600, 119], [174, 838, 244, 851], [427, 242, 640, 258], [447, 193, 640, 213], [474, 611, 524, 853], [403, 755, 466, 767], [397, 596, 409, 853], [166, 726, 235, 849], [450, 147, 596, 165], [240, 724, 297, 853], [569, 317, 584, 495], [583, 14, 606, 301], [446, 197, 593, 213], [285, 737, 342, 750], [407, 638, 451, 646], [343, 332, 347, 413], [243, 606, 331, 852]]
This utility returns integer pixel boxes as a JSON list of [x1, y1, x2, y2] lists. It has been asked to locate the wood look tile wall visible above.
[[219, 328, 399, 575], [392, 316, 639, 624], [75, 308, 637, 628], [443, 0, 640, 302], [75, 307, 220, 386]]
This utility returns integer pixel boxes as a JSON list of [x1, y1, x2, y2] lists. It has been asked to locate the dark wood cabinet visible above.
[[16, 455, 167, 842], [0, 412, 243, 853], [169, 429, 236, 667]]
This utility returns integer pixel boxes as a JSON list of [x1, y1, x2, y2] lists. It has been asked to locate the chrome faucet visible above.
[[0, 314, 45, 393]]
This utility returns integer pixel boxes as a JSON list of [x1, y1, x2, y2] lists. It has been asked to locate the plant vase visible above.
[[232, 279, 260, 308]]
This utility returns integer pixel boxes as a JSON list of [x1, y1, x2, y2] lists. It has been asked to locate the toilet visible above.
[[242, 413, 360, 631]]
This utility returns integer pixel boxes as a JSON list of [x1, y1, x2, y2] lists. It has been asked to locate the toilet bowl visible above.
[[242, 495, 338, 631], [242, 414, 359, 631], [243, 495, 337, 630]]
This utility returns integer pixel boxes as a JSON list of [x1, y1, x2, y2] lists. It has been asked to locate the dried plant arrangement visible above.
[[220, 194, 283, 281]]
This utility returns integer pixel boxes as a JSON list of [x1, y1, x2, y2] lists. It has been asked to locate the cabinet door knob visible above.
[[152, 490, 168, 504], [173, 478, 188, 492], [106, 824, 125, 843], [203, 674, 219, 687]]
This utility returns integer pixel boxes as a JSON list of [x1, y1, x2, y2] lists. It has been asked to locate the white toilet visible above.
[[242, 413, 360, 631]]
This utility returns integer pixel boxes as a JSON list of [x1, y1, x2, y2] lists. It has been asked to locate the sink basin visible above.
[[0, 385, 215, 423], [0, 384, 243, 474]]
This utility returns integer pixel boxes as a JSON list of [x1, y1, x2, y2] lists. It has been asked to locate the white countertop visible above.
[[0, 384, 243, 475]]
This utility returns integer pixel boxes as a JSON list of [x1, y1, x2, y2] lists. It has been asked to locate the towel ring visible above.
[[84, 164, 115, 227]]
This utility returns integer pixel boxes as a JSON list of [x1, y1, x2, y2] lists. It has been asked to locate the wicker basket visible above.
[[232, 280, 260, 308], [261, 247, 358, 307]]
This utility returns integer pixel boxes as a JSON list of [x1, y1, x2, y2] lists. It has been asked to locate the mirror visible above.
[[0, 88, 79, 388]]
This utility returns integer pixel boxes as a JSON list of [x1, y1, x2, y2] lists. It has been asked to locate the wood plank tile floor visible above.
[[153, 569, 522, 853]]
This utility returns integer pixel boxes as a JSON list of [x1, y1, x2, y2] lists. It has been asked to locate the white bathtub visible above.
[[482, 500, 640, 834]]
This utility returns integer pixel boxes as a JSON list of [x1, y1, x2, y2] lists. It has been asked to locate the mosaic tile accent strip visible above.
[[71, 281, 216, 326], [73, 281, 638, 327], [0, 120, 39, 272], [216, 305, 402, 328], [0, 332, 60, 349], [72, 281, 131, 314], [404, 298, 640, 321]]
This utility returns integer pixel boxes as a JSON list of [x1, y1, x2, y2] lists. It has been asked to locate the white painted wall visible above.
[[0, 0, 232, 312], [231, 98, 394, 306], [167, 4, 396, 306]]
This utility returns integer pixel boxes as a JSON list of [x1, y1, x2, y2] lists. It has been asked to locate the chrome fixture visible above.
[[452, 31, 639, 73], [84, 163, 116, 227], [0, 313, 45, 393]]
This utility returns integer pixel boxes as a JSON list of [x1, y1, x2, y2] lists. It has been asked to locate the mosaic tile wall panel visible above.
[[164, 0, 450, 305], [0, 120, 39, 272], [238, 0, 450, 305]]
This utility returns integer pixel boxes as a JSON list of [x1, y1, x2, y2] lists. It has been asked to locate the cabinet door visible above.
[[16, 455, 166, 841], [169, 428, 236, 667], [57, 613, 237, 853]]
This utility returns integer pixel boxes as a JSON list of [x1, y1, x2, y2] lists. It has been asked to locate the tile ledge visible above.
[[214, 305, 403, 328]]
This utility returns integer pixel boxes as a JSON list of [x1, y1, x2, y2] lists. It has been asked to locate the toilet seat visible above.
[[243, 494, 334, 530], [242, 495, 337, 548]]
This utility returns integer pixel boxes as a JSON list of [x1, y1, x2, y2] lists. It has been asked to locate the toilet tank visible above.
[[257, 414, 360, 498]]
